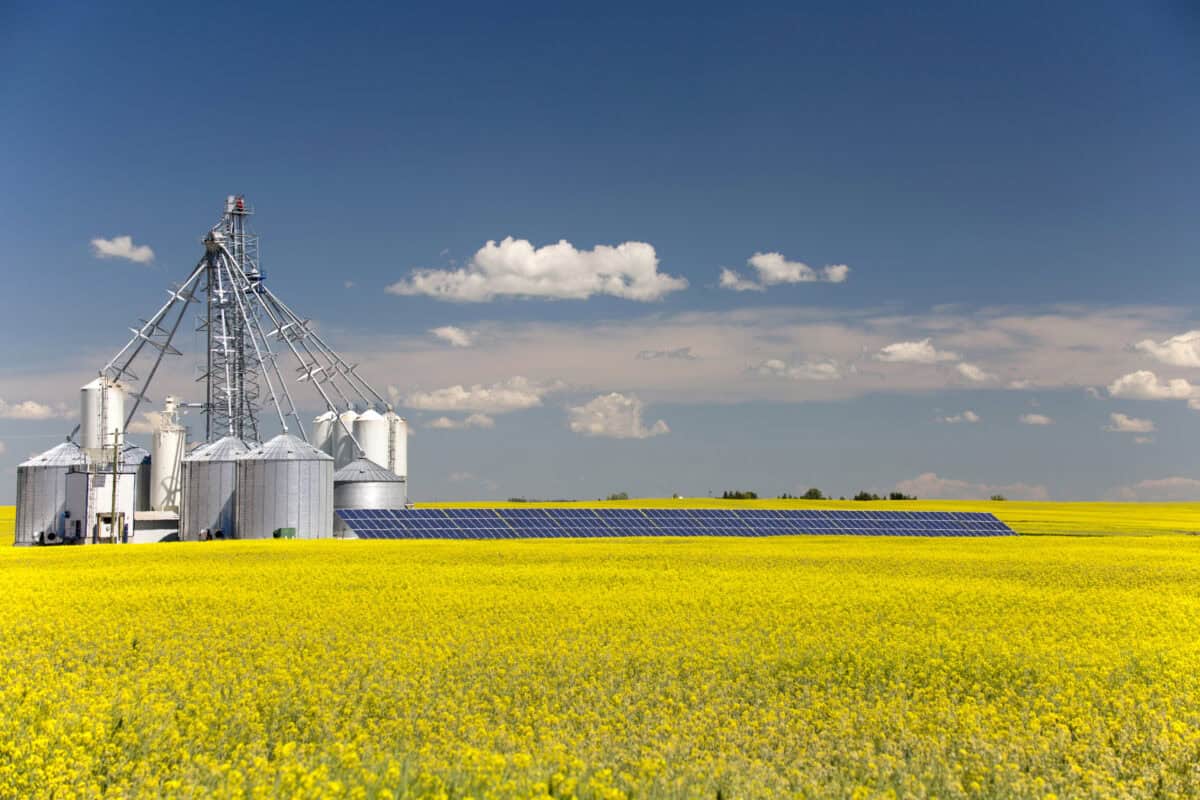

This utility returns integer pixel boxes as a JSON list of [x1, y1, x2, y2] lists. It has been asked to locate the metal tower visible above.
[[96, 195, 392, 451]]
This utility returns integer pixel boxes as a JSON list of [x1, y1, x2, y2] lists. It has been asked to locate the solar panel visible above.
[[336, 507, 1017, 540]]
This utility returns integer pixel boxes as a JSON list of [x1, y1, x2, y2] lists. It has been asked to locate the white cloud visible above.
[[719, 252, 850, 292], [1108, 476, 1200, 502], [1020, 413, 1053, 426], [718, 268, 763, 292], [636, 346, 697, 361], [1105, 413, 1155, 433], [429, 326, 474, 348], [386, 237, 687, 302], [427, 413, 495, 430], [955, 362, 994, 382], [1135, 330, 1200, 367], [0, 398, 68, 420], [894, 472, 1049, 501], [90, 235, 154, 264], [1107, 370, 1194, 400], [398, 376, 563, 414], [939, 410, 980, 424], [567, 392, 669, 439], [752, 358, 842, 381], [875, 338, 959, 364]]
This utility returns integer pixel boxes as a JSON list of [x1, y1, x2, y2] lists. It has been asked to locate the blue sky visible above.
[[2, 1, 1199, 501]]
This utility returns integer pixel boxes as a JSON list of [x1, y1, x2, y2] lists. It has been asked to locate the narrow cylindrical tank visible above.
[[235, 433, 333, 539], [179, 436, 248, 541], [151, 398, 186, 511], [353, 409, 388, 467], [333, 457, 407, 510], [14, 441, 85, 545], [312, 411, 336, 457], [332, 409, 359, 469], [385, 411, 408, 480], [80, 377, 125, 454], [123, 444, 152, 512]]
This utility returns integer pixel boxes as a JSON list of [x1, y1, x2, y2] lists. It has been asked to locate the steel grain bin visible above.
[[14, 441, 85, 545], [235, 433, 333, 539], [179, 436, 248, 540]]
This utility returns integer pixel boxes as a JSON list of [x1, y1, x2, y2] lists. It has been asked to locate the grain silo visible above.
[[179, 436, 248, 540], [333, 409, 359, 469], [123, 444, 152, 512], [235, 433, 333, 539], [334, 457, 406, 510], [14, 441, 86, 545]]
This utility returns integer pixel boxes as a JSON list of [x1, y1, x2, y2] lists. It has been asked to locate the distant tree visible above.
[[889, 492, 917, 501], [606, 492, 629, 501], [801, 488, 824, 500], [854, 491, 881, 501], [990, 494, 1007, 501]]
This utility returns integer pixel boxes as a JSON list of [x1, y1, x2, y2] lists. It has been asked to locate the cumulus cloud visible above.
[[398, 376, 563, 414], [636, 346, 698, 361], [90, 235, 155, 264], [894, 472, 1049, 501], [752, 358, 843, 381], [719, 252, 849, 292], [1107, 370, 1194, 400], [1105, 413, 1154, 433], [567, 393, 669, 439], [0, 398, 68, 420], [875, 338, 959, 364], [429, 326, 474, 348], [427, 413, 495, 430], [955, 362, 994, 382], [1020, 413, 1053, 426], [1108, 476, 1200, 502], [939, 410, 980, 424], [386, 237, 687, 302], [1135, 330, 1200, 367]]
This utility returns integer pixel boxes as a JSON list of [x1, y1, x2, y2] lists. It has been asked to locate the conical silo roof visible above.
[[184, 435, 249, 462], [240, 433, 333, 461], [333, 457, 402, 483], [19, 440, 85, 468]]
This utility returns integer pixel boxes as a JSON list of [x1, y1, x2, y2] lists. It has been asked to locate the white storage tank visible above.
[[312, 411, 336, 457], [332, 409, 359, 469], [14, 440, 85, 545], [353, 409, 388, 467], [385, 411, 408, 480], [235, 433, 333, 539], [179, 436, 248, 541], [123, 444, 152, 512], [151, 396, 186, 511], [80, 377, 125, 457]]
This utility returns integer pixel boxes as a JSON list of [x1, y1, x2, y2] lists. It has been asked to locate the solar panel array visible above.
[[336, 507, 1016, 539]]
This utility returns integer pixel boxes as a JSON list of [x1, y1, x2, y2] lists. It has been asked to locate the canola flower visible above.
[[1, 536, 1200, 798]]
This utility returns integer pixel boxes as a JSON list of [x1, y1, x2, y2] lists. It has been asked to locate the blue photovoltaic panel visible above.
[[336, 507, 1017, 539]]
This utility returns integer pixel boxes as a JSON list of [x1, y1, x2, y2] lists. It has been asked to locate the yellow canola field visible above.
[[4, 536, 1200, 798], [422, 499, 1200, 537]]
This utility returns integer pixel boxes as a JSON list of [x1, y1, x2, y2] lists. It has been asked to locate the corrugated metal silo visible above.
[[385, 411, 407, 480], [14, 441, 85, 545], [235, 433, 333, 539], [312, 411, 336, 457], [123, 444, 152, 512], [352, 409, 388, 467], [179, 436, 248, 540], [333, 409, 359, 468], [333, 457, 407, 510]]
